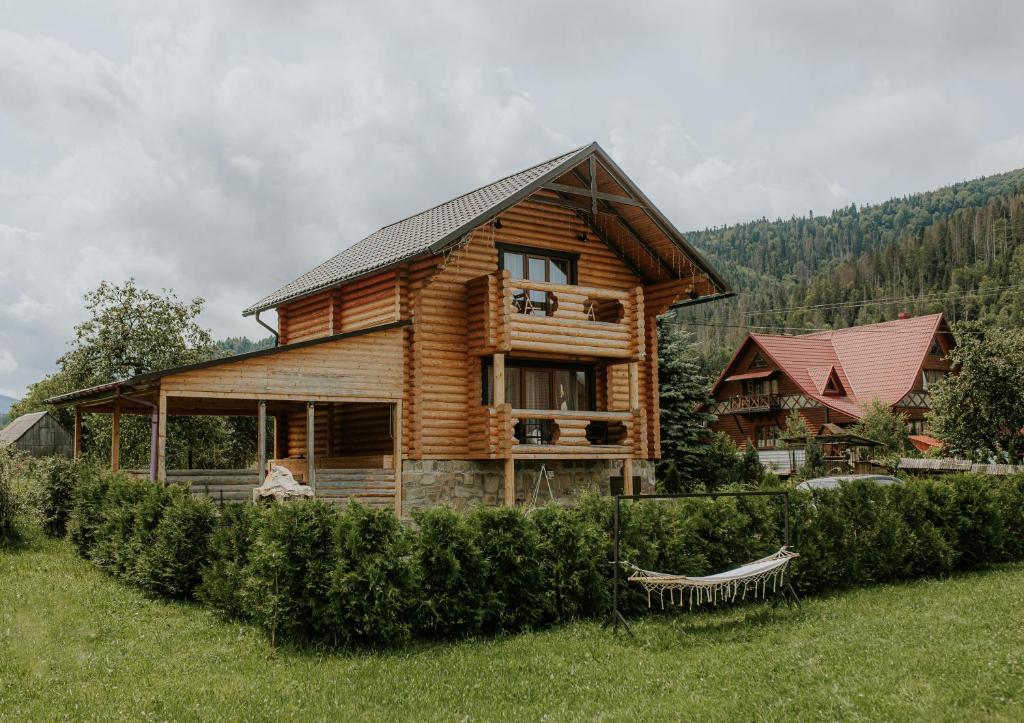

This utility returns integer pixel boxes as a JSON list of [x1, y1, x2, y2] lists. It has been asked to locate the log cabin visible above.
[[708, 312, 954, 475], [49, 143, 730, 514]]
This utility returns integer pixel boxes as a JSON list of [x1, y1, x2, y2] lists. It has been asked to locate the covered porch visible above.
[[49, 322, 408, 513]]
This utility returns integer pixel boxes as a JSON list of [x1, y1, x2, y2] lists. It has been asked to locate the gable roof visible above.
[[713, 313, 948, 418], [0, 411, 49, 445], [243, 142, 729, 316]]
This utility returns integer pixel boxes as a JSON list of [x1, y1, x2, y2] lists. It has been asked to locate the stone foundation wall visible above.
[[401, 458, 655, 516]]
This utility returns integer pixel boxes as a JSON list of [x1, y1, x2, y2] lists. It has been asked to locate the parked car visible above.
[[796, 474, 904, 491]]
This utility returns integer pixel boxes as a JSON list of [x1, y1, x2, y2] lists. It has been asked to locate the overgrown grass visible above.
[[2, 538, 1022, 721]]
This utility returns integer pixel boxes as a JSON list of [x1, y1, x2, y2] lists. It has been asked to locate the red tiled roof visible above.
[[715, 313, 947, 419], [910, 434, 945, 452]]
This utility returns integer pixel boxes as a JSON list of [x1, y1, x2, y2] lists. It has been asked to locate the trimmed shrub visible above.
[[243, 501, 338, 645], [329, 502, 416, 647], [65, 464, 1024, 650], [0, 446, 22, 543], [413, 506, 492, 639], [946, 474, 1003, 569], [532, 503, 607, 623], [141, 495, 217, 599], [471, 506, 546, 633], [994, 475, 1024, 561], [40, 457, 79, 537], [67, 464, 114, 557], [198, 503, 263, 619], [90, 477, 179, 585]]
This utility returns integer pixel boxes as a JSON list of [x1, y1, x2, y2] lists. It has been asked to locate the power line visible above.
[[737, 283, 1024, 317]]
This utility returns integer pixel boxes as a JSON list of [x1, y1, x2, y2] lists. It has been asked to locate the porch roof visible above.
[[46, 320, 410, 414]]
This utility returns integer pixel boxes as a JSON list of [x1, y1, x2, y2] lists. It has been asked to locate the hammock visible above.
[[624, 547, 799, 609]]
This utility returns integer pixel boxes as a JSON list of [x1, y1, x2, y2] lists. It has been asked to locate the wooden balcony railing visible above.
[[467, 271, 645, 360], [713, 394, 780, 414], [473, 406, 645, 459]]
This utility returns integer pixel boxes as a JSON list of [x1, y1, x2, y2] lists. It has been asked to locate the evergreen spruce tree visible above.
[[656, 321, 717, 491], [802, 435, 826, 478], [736, 441, 765, 487]]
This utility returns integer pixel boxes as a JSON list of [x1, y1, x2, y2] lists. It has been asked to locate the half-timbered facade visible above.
[[51, 143, 729, 514], [708, 313, 954, 470]]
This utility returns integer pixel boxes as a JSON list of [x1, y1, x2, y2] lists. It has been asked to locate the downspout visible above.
[[255, 310, 280, 347], [117, 386, 159, 482]]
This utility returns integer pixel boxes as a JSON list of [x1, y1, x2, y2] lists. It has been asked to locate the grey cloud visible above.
[[1, 0, 1023, 397]]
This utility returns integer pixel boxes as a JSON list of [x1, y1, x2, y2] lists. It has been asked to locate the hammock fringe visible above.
[[624, 547, 799, 610]]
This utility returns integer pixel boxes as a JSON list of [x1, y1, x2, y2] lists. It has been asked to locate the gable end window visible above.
[[749, 353, 769, 370]]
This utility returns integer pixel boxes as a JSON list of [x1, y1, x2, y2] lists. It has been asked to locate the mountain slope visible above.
[[675, 167, 1024, 373]]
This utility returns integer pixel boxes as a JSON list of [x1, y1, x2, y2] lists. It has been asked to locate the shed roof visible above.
[[243, 142, 729, 315], [0, 411, 49, 445]]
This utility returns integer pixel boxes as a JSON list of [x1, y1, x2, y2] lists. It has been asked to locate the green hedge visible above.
[[66, 469, 1024, 648]]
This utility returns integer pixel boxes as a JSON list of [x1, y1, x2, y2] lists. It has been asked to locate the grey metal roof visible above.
[[243, 144, 594, 315], [0, 411, 47, 445]]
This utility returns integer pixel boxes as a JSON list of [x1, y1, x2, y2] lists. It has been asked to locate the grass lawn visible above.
[[2, 538, 1023, 722]]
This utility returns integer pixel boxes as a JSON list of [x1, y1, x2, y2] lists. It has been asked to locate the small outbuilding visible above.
[[0, 411, 74, 458]]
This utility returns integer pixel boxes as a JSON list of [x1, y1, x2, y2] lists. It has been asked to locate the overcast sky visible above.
[[2, 1, 1023, 398]]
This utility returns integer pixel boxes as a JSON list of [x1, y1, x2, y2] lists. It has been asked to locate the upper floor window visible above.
[[743, 378, 778, 396], [922, 369, 946, 390], [500, 245, 578, 317], [928, 338, 943, 357]]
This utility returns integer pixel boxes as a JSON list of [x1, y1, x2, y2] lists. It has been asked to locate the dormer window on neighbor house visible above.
[[821, 367, 844, 396]]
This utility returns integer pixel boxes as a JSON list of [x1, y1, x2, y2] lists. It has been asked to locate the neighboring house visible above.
[[0, 411, 74, 458], [708, 313, 953, 471], [49, 143, 730, 515]]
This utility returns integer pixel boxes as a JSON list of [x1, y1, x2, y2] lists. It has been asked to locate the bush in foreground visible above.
[[65, 468, 1024, 649]]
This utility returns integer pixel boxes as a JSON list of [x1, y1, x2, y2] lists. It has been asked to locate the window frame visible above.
[[481, 357, 596, 411], [497, 243, 579, 285]]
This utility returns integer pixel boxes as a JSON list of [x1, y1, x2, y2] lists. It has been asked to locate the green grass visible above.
[[2, 538, 1023, 722]]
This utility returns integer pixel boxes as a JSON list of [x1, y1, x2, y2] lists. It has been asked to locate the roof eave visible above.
[[589, 144, 732, 295]]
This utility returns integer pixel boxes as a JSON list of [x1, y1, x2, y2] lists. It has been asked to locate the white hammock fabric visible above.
[[625, 547, 799, 609]]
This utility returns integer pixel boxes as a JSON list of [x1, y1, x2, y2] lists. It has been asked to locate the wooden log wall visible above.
[[408, 199, 659, 460], [277, 269, 403, 344], [161, 327, 404, 401], [262, 198, 719, 463]]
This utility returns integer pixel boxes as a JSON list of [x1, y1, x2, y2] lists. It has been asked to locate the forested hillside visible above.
[[675, 168, 1024, 373]]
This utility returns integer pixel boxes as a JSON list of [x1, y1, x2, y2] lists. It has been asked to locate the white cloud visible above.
[[0, 1, 1023, 397]]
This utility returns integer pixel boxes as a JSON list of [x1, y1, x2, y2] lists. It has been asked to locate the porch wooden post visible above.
[[157, 392, 167, 483], [272, 415, 279, 459], [257, 401, 267, 481], [306, 402, 316, 497], [625, 361, 639, 496], [493, 353, 505, 406], [393, 400, 403, 517], [111, 399, 121, 472], [73, 407, 82, 460], [503, 457, 515, 506]]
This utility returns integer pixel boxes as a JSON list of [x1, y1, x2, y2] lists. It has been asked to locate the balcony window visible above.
[[501, 245, 578, 317], [483, 360, 593, 444], [742, 378, 778, 396]]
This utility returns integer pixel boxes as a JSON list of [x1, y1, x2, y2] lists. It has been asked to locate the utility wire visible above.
[[737, 283, 1024, 317]]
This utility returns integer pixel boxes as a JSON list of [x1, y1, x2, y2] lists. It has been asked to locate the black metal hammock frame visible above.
[[604, 490, 801, 637]]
